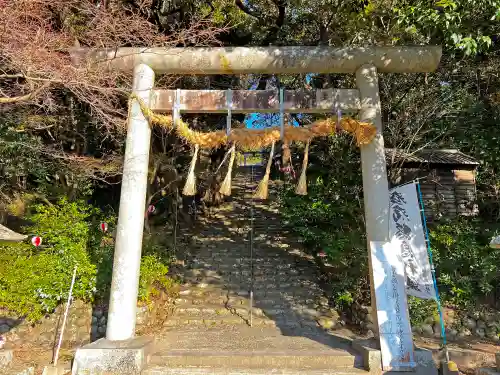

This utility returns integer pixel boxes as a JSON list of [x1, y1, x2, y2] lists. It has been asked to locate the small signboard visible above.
[[389, 182, 436, 300], [370, 240, 415, 371]]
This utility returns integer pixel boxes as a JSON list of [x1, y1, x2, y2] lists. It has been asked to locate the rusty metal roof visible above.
[[385, 148, 479, 166]]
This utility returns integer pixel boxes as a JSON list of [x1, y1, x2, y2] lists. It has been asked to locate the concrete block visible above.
[[352, 339, 437, 375], [5, 366, 35, 375], [72, 336, 154, 375], [476, 368, 500, 375], [42, 364, 71, 375], [412, 348, 438, 375], [352, 338, 381, 373], [0, 348, 14, 368]]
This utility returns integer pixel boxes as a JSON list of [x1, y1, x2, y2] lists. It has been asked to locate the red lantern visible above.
[[99, 222, 108, 233], [31, 236, 42, 247], [317, 251, 327, 258]]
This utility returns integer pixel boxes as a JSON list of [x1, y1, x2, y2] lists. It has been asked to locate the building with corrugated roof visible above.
[[386, 149, 479, 219]]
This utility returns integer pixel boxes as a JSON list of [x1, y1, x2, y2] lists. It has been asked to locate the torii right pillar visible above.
[[356, 64, 388, 336]]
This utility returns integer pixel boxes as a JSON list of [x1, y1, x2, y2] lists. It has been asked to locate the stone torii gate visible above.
[[72, 46, 441, 373]]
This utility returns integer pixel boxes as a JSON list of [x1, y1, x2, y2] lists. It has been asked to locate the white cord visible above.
[[226, 89, 232, 136], [279, 88, 285, 140], [173, 88, 181, 127], [249, 161, 254, 328], [54, 265, 77, 366]]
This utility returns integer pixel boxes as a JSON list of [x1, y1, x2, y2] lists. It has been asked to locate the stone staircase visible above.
[[144, 165, 367, 374]]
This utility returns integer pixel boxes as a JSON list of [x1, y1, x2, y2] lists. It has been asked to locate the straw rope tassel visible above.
[[219, 144, 236, 196], [295, 140, 310, 196], [130, 94, 377, 149], [282, 142, 291, 168], [183, 144, 199, 196], [254, 141, 275, 200]]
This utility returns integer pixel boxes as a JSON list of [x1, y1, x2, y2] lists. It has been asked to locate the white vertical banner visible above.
[[389, 183, 436, 300], [371, 241, 415, 371]]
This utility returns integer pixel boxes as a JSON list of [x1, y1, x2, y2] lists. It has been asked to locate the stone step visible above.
[[4, 365, 36, 375], [177, 287, 324, 302], [206, 259, 300, 267], [186, 259, 302, 267], [187, 263, 314, 273], [184, 266, 303, 276], [173, 295, 320, 311], [178, 287, 329, 306], [191, 256, 285, 263], [173, 298, 329, 314], [227, 251, 308, 258], [161, 313, 304, 328], [190, 251, 291, 259], [180, 281, 278, 291], [218, 268, 303, 277], [171, 302, 339, 327], [180, 278, 322, 291], [192, 263, 302, 272], [143, 367, 367, 375], [148, 326, 360, 372], [225, 296, 320, 310], [173, 295, 276, 307], [145, 351, 358, 371], [183, 269, 224, 278], [173, 304, 284, 318]]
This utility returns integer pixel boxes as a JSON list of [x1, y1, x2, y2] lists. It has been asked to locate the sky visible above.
[[244, 74, 313, 129]]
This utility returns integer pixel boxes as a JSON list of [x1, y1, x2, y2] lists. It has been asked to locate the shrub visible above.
[[139, 255, 172, 302], [280, 137, 500, 323], [0, 199, 174, 321], [280, 137, 369, 308], [407, 297, 439, 326], [428, 218, 500, 309], [0, 199, 97, 321]]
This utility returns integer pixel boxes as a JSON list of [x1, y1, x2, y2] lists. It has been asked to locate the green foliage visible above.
[[408, 297, 439, 326], [429, 218, 500, 308], [0, 199, 174, 321], [214, 0, 499, 55], [139, 255, 171, 302], [0, 118, 53, 195], [0, 199, 97, 321], [281, 136, 369, 308], [370, 0, 500, 55], [138, 233, 176, 303], [280, 135, 500, 319], [0, 115, 93, 200]]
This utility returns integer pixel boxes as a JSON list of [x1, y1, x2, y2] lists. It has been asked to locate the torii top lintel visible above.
[[71, 46, 442, 74]]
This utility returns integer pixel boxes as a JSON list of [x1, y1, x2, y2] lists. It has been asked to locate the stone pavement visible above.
[[146, 166, 366, 374]]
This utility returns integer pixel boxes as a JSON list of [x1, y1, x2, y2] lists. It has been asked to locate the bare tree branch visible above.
[[0, 0, 226, 130], [0, 83, 50, 104]]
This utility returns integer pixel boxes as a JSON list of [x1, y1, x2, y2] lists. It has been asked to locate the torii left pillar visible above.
[[106, 64, 155, 341], [72, 64, 155, 374]]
